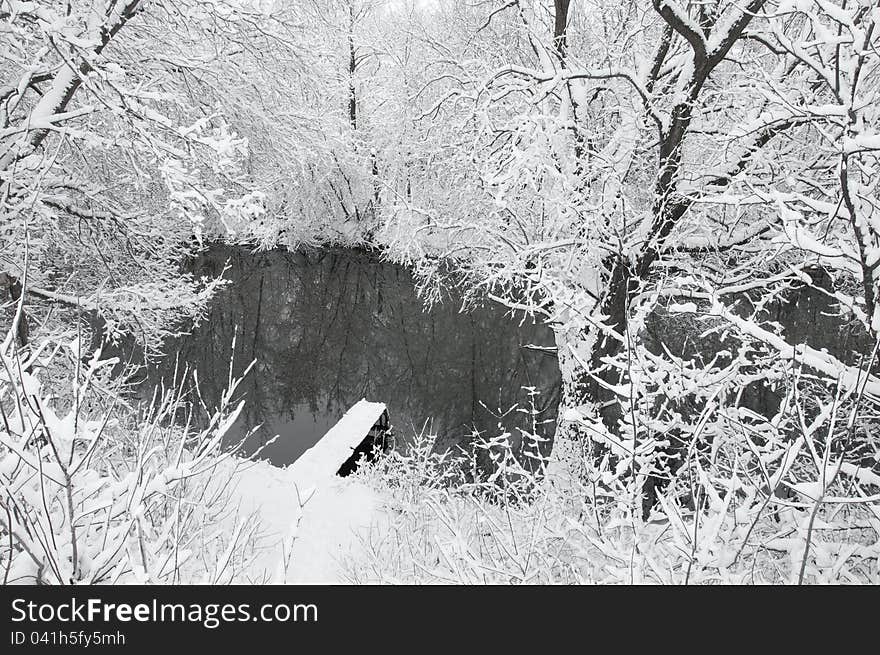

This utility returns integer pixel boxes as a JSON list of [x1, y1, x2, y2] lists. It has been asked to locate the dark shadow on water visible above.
[[127, 245, 562, 468]]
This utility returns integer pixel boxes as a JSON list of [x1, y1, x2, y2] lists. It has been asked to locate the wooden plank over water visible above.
[[288, 399, 388, 488]]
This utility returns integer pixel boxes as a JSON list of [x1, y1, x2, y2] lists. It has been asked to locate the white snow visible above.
[[844, 132, 880, 153], [229, 459, 381, 584], [668, 302, 698, 314], [225, 400, 388, 583]]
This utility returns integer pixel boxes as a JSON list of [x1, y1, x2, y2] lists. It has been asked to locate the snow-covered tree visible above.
[[1, 0, 276, 352], [374, 0, 880, 513]]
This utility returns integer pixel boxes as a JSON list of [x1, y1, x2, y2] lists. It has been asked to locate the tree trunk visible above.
[[553, 0, 571, 62], [348, 2, 358, 131], [1, 273, 28, 347]]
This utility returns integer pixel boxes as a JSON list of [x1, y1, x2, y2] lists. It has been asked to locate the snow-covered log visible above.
[[287, 399, 390, 489]]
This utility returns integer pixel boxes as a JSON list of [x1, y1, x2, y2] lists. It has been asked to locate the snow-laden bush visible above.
[[345, 383, 880, 584], [0, 329, 261, 584]]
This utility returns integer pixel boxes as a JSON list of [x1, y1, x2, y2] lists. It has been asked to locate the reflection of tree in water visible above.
[[149, 245, 562, 467]]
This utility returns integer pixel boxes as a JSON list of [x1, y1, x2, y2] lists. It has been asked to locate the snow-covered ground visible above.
[[226, 400, 388, 583], [229, 460, 380, 583]]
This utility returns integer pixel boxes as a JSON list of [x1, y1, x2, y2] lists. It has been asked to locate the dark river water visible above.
[[137, 245, 562, 467]]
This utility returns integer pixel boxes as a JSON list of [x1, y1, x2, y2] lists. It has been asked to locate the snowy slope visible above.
[[226, 400, 388, 583]]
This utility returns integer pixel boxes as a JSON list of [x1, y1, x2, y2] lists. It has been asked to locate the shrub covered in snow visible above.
[[345, 382, 880, 584], [0, 328, 262, 584]]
